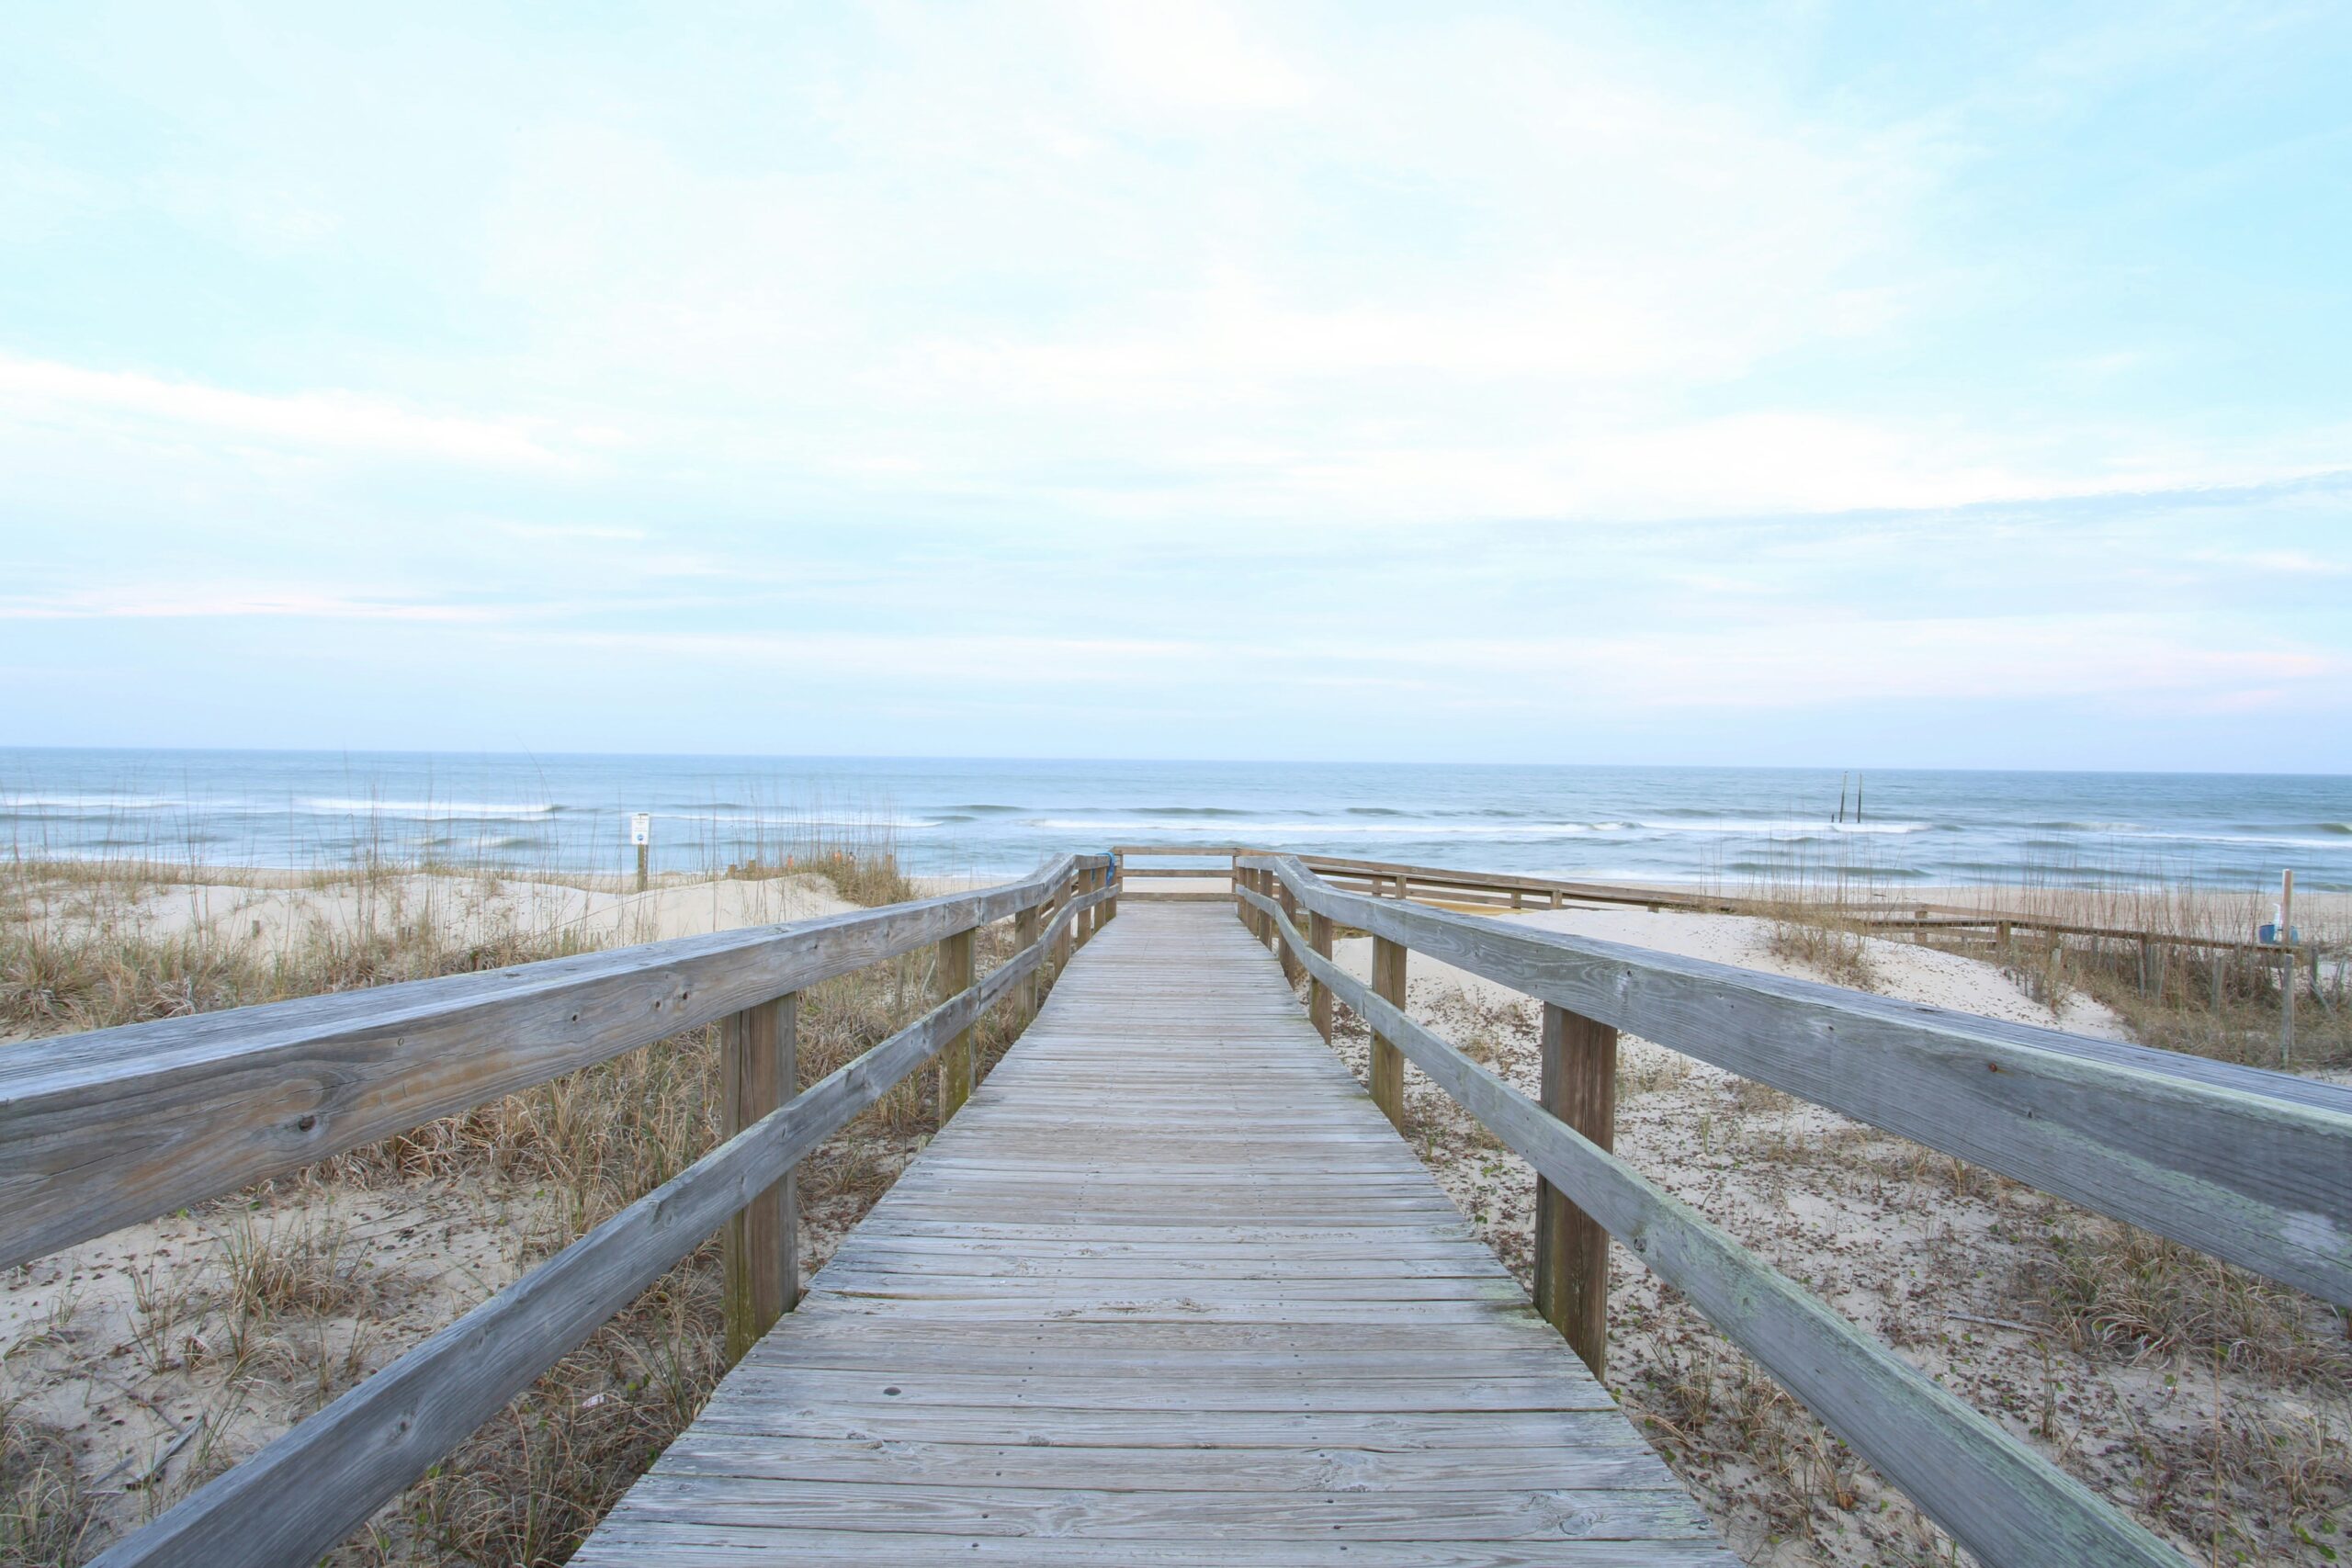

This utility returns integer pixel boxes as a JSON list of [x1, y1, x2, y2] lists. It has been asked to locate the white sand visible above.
[[19, 869, 859, 956]]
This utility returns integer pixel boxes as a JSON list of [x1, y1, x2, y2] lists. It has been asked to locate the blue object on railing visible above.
[[2258, 923, 2301, 945]]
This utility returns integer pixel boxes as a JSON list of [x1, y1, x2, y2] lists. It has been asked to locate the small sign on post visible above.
[[631, 813, 651, 893]]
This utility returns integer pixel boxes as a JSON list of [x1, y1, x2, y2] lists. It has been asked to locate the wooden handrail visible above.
[[1238, 857, 2188, 1568], [1243, 854, 2352, 1306], [0, 854, 1111, 1272], [84, 871, 1116, 1568], [1303, 851, 2328, 957]]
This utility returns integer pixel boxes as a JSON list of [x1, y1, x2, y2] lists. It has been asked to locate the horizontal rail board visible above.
[[1245, 857, 2352, 1308], [1109, 843, 1250, 857], [1295, 854, 1734, 911], [1239, 875, 2181, 1568], [0, 856, 1107, 1272], [89, 882, 1107, 1568], [1303, 853, 2313, 957]]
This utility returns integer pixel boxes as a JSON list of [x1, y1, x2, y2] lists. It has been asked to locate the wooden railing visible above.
[[1235, 852, 2352, 1568], [0, 852, 1117, 1568]]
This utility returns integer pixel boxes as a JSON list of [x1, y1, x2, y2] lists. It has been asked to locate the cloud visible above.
[[0, 584, 495, 622], [0, 355, 567, 468]]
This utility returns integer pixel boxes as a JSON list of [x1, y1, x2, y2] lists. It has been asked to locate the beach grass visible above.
[[0, 813, 1038, 1565]]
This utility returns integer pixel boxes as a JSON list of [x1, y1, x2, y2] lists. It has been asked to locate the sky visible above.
[[2, 2, 2348, 771]]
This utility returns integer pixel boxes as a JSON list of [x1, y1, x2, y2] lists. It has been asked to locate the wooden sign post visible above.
[[2280, 868, 2295, 1068], [631, 812, 651, 893]]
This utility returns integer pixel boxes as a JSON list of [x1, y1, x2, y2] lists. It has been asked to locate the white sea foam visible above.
[[2, 793, 185, 810], [298, 797, 559, 818], [1028, 816, 1932, 838], [1028, 818, 1617, 837], [662, 810, 944, 829], [1633, 818, 1933, 836]]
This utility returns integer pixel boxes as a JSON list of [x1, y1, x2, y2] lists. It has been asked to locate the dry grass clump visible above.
[[2026, 934, 2351, 1069], [215, 1213, 385, 1325], [0, 873, 604, 1037], [1761, 914, 1880, 992], [1733, 848, 1886, 992], [1623, 1299, 1885, 1556], [0, 1406, 91, 1568], [2012, 1219, 2352, 1557], [2021, 1217, 2352, 1390], [718, 809, 918, 908]]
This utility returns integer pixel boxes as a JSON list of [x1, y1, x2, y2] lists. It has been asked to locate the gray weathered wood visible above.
[[1013, 904, 1041, 1030], [1241, 874, 2185, 1568], [1309, 909, 1335, 1041], [722, 993, 797, 1363], [1370, 935, 1407, 1133], [934, 927, 976, 1122], [1245, 856, 2352, 1309], [1535, 1002, 1614, 1378], [0, 854, 1105, 1272]]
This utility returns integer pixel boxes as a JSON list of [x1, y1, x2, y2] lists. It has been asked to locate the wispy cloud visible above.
[[0, 355, 568, 468], [0, 584, 498, 622]]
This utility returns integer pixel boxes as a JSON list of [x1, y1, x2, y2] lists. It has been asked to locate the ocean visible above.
[[2, 749, 2346, 891]]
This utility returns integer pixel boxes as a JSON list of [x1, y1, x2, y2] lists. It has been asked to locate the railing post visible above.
[[1055, 873, 1076, 972], [1309, 911, 1334, 1041], [1535, 1002, 1617, 1379], [1370, 937, 1407, 1133], [935, 925, 976, 1122], [1014, 902, 1041, 1030], [1104, 853, 1119, 925], [1276, 882, 1304, 985], [722, 993, 797, 1364]]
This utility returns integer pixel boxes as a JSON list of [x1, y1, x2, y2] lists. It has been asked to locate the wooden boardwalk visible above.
[[572, 901, 1732, 1565]]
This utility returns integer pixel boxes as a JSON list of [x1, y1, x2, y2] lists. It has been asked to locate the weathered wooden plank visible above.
[[1012, 904, 1040, 1031], [1247, 857, 2352, 1309], [576, 1525, 1737, 1566], [1295, 853, 1727, 912], [721, 993, 797, 1364], [934, 926, 976, 1122], [1243, 874, 2186, 1568], [652, 1431, 1676, 1491], [598, 1474, 1714, 1540], [675, 1366, 1614, 1413], [1533, 1002, 1613, 1379], [0, 853, 1107, 1271], [1371, 934, 1408, 1132], [1309, 909, 1335, 1040], [85, 887, 1096, 1568], [678, 1404, 1657, 1451]]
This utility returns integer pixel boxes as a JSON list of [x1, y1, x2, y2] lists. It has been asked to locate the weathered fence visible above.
[[1237, 851, 2352, 1568], [0, 853, 1116, 1568]]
